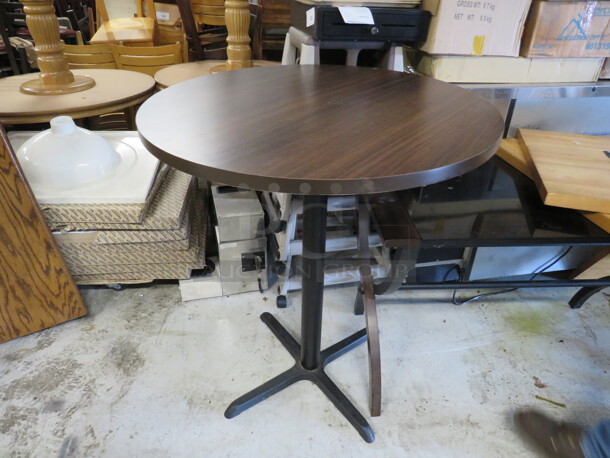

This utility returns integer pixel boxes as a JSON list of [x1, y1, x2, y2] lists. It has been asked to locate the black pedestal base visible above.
[[224, 312, 375, 443]]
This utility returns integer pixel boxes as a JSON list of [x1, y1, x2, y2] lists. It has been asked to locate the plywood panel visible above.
[[497, 136, 610, 234], [517, 129, 610, 213], [0, 126, 87, 344]]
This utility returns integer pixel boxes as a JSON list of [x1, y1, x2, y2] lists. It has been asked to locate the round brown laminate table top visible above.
[[137, 65, 504, 195], [0, 69, 155, 125], [154, 60, 280, 90]]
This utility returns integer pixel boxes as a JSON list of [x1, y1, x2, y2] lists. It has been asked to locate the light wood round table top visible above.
[[138, 65, 504, 195], [0, 69, 155, 125], [154, 60, 279, 89]]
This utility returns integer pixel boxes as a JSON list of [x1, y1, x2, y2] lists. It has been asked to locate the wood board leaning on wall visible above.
[[0, 125, 87, 344]]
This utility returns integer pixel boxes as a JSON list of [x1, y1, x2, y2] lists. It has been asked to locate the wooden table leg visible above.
[[211, 0, 253, 73], [357, 196, 382, 417], [19, 0, 95, 95]]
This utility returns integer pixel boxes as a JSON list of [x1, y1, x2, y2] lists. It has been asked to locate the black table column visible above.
[[300, 195, 327, 369], [224, 195, 374, 443]]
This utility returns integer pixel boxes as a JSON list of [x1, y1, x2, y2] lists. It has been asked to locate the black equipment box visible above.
[[290, 0, 430, 42]]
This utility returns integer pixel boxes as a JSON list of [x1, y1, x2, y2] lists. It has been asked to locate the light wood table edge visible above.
[[154, 60, 279, 90], [0, 91, 154, 125]]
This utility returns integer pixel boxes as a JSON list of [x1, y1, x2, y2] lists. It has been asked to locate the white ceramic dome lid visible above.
[[17, 116, 121, 188]]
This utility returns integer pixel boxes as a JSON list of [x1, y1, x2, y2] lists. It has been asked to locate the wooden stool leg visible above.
[[357, 197, 381, 417]]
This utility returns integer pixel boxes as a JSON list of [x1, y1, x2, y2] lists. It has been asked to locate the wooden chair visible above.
[[94, 0, 108, 26], [249, 2, 263, 61], [0, 0, 31, 73], [54, 0, 94, 43], [176, 0, 226, 61], [138, 0, 187, 55], [145, 1, 186, 59], [85, 110, 133, 131], [111, 41, 182, 76], [136, 0, 156, 18], [0, 2, 20, 75], [0, 0, 30, 41], [64, 37, 132, 130], [258, 0, 289, 58], [190, 0, 225, 28], [63, 32, 133, 130], [177, 0, 263, 61], [135, 0, 159, 41], [64, 39, 116, 69]]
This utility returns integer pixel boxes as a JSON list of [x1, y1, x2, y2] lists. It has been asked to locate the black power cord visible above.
[[449, 246, 574, 306]]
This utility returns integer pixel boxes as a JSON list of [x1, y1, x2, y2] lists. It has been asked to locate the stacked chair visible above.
[[258, 0, 289, 59], [64, 40, 116, 69], [53, 0, 95, 43], [0, 0, 78, 43], [0, 0, 36, 74], [176, 0, 228, 61], [111, 42, 183, 76], [0, 1, 21, 75]]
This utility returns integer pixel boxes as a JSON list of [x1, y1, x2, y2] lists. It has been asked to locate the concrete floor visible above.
[[0, 283, 608, 457]]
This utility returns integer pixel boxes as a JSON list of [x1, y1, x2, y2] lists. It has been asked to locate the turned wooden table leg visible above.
[[20, 0, 95, 95], [211, 0, 253, 73], [224, 0, 252, 69]]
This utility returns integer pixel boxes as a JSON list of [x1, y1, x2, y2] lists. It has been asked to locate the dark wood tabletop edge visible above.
[[139, 133, 502, 195]]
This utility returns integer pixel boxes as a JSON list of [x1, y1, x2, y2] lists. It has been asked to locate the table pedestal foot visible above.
[[224, 365, 302, 419], [568, 276, 610, 309], [260, 312, 300, 358], [224, 313, 374, 443], [321, 328, 367, 365]]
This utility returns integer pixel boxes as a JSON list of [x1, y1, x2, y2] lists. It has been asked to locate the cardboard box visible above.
[[58, 193, 206, 266], [74, 268, 193, 284], [59, 217, 204, 266], [601, 57, 610, 77], [521, 1, 610, 58], [420, 0, 532, 56], [69, 262, 199, 277], [53, 191, 199, 247], [410, 52, 604, 82], [48, 169, 195, 231]]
